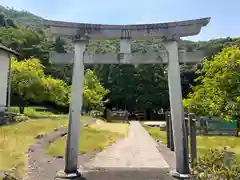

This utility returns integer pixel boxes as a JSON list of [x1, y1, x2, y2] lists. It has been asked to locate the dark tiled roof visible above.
[[0, 44, 20, 56]]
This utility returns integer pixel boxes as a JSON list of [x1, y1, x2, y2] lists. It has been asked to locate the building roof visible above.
[[0, 44, 20, 56]]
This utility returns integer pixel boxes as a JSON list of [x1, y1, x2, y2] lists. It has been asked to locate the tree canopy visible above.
[[83, 69, 110, 111], [0, 27, 52, 64], [10, 57, 108, 113], [184, 46, 240, 135], [11, 58, 69, 112]]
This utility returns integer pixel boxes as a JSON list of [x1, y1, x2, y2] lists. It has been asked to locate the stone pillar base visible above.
[[56, 169, 82, 179], [170, 170, 191, 179]]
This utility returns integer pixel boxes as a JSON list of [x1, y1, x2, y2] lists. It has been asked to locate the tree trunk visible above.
[[236, 120, 240, 137], [103, 108, 107, 119], [19, 106, 25, 114], [146, 109, 151, 120]]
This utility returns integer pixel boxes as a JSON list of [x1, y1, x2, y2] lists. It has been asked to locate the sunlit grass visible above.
[[47, 127, 120, 156], [10, 106, 56, 118], [144, 126, 240, 158], [144, 126, 167, 144], [196, 136, 240, 158], [47, 120, 129, 157], [0, 118, 68, 175], [89, 120, 129, 135], [0, 116, 92, 176]]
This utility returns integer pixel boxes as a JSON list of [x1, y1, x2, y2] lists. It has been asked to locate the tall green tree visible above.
[[11, 58, 69, 113], [94, 63, 168, 113], [90, 39, 169, 113], [83, 69, 110, 111], [184, 46, 240, 136], [11, 58, 109, 113], [0, 27, 53, 65]]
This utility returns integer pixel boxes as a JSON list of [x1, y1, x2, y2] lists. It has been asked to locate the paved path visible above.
[[83, 121, 169, 169], [25, 120, 172, 180], [80, 121, 172, 179]]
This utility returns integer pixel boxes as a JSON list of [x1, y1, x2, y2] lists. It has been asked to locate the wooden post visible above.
[[185, 115, 189, 152], [188, 113, 197, 168], [165, 111, 171, 148], [169, 112, 174, 151]]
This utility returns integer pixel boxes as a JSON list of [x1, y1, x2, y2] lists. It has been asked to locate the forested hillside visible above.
[[0, 5, 240, 116], [0, 5, 42, 26]]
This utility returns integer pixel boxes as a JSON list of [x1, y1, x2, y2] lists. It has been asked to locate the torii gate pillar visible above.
[[65, 41, 86, 174], [165, 41, 190, 179], [57, 37, 88, 178]]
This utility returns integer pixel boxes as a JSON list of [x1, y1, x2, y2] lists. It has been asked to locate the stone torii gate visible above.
[[43, 17, 210, 179]]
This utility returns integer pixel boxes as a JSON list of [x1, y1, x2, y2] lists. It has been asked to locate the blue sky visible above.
[[0, 0, 239, 41]]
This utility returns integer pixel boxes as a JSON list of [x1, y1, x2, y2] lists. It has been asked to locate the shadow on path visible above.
[[55, 168, 172, 180]]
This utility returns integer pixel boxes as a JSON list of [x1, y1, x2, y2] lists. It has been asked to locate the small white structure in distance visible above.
[[0, 45, 20, 114], [143, 121, 166, 127]]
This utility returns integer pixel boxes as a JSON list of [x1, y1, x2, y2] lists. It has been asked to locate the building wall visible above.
[[0, 51, 9, 112]]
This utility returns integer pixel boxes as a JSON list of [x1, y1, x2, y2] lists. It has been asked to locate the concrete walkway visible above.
[[25, 120, 171, 180], [83, 121, 169, 169]]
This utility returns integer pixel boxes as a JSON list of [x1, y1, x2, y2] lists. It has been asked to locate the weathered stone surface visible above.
[[83, 121, 169, 169], [43, 17, 210, 40], [79, 168, 173, 180], [49, 50, 205, 64]]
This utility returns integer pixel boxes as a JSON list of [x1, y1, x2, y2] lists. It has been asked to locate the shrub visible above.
[[10, 107, 54, 118], [193, 148, 240, 179], [2, 174, 18, 180]]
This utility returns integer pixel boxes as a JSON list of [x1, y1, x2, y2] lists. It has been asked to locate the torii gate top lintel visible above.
[[43, 17, 210, 40], [46, 18, 210, 64]]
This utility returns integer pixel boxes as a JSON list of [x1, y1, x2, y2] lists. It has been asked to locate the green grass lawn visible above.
[[144, 126, 167, 144], [47, 120, 129, 157], [0, 118, 68, 175], [0, 115, 94, 176], [144, 126, 240, 159], [89, 120, 129, 135]]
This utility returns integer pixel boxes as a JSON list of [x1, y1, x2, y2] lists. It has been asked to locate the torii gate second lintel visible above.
[[45, 18, 211, 179], [49, 50, 205, 65]]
